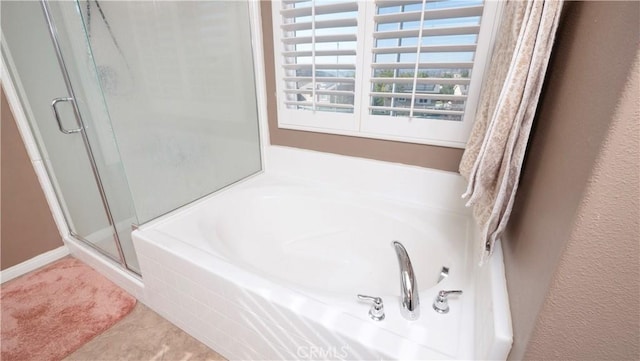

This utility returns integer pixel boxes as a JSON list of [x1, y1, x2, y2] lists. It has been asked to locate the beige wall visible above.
[[1, 86, 63, 270], [260, 1, 464, 172], [503, 2, 639, 360]]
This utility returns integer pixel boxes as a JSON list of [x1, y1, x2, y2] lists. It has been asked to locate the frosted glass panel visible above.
[[78, 1, 262, 222], [1, 1, 136, 270]]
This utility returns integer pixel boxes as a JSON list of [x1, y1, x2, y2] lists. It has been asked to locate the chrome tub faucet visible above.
[[392, 241, 420, 321]]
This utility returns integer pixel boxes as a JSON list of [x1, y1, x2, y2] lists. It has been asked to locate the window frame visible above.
[[271, 0, 503, 149]]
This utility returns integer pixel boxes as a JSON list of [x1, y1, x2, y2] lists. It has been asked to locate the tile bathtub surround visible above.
[[133, 231, 457, 360], [64, 303, 226, 361]]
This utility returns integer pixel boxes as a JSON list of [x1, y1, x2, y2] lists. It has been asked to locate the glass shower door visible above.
[[44, 0, 141, 272], [3, 0, 263, 273], [1, 1, 140, 273]]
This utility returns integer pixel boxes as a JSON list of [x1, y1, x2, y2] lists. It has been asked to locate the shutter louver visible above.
[[279, 0, 358, 113], [272, 0, 501, 147], [370, 0, 485, 121]]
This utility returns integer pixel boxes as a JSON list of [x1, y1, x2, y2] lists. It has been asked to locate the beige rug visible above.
[[1, 257, 136, 361]]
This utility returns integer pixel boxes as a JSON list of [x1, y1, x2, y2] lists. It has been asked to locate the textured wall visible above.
[[1, 86, 63, 270], [502, 2, 640, 360], [524, 49, 639, 360], [259, 1, 464, 173]]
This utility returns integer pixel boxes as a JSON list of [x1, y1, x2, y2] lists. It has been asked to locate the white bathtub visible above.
[[132, 147, 512, 360]]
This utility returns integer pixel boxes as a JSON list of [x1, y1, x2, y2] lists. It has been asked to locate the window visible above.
[[272, 0, 502, 148]]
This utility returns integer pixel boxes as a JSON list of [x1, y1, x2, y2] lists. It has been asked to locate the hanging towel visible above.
[[460, 0, 565, 262]]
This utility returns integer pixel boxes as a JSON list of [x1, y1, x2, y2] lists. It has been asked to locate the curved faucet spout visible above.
[[392, 241, 420, 320]]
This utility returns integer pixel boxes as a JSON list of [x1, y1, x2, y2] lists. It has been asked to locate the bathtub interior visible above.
[[133, 147, 512, 360], [151, 174, 472, 298], [138, 175, 476, 358]]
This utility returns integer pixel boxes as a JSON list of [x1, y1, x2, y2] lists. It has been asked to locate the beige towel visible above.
[[460, 0, 564, 262]]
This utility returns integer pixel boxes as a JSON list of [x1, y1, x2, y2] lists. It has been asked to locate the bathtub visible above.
[[132, 148, 512, 360]]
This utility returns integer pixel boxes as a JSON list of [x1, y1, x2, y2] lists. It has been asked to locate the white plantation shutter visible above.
[[279, 0, 359, 115], [369, 1, 483, 120], [272, 0, 502, 147]]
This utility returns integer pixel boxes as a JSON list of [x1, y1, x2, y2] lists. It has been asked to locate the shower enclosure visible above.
[[1, 1, 262, 274]]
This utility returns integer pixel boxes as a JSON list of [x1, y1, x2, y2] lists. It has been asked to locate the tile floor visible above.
[[64, 302, 226, 361]]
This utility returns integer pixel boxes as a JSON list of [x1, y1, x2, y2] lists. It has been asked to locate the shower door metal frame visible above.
[[40, 0, 135, 274]]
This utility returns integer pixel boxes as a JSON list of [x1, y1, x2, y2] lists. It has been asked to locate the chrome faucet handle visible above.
[[437, 266, 449, 283], [357, 294, 385, 321], [432, 290, 463, 314]]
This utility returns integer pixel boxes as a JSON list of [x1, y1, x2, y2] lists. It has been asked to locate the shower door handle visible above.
[[51, 97, 83, 134]]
